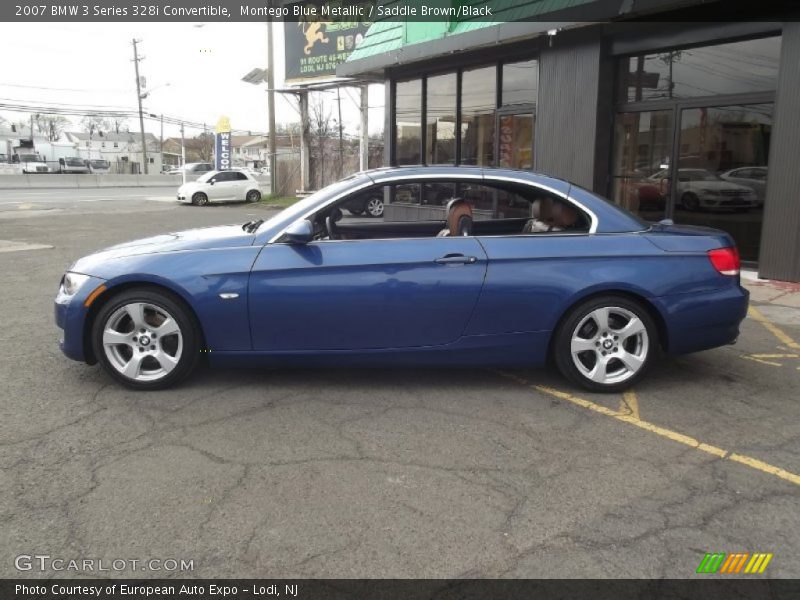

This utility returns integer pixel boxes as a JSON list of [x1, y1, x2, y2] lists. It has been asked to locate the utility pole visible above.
[[336, 86, 344, 179], [180, 122, 186, 186], [132, 38, 149, 175], [266, 18, 277, 196], [159, 114, 164, 171], [359, 84, 369, 172]]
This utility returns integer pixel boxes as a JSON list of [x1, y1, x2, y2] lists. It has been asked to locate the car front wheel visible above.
[[91, 288, 201, 390], [553, 295, 657, 393], [192, 192, 209, 206], [365, 196, 384, 218]]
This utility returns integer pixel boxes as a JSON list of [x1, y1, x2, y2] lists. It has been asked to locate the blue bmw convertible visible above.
[[55, 167, 748, 392]]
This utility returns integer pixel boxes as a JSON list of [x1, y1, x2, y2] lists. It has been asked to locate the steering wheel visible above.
[[325, 208, 343, 240]]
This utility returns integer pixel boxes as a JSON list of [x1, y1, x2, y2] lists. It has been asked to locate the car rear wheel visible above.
[[192, 192, 209, 206], [553, 295, 657, 393], [91, 288, 201, 390], [246, 190, 261, 203], [365, 196, 384, 218], [681, 192, 700, 211]]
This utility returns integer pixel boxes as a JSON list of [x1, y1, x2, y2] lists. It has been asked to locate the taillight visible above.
[[708, 246, 740, 276]]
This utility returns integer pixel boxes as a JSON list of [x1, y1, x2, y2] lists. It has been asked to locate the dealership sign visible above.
[[215, 116, 231, 171], [284, 1, 371, 83]]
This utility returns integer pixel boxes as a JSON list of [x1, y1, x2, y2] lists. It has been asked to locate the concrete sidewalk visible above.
[[742, 270, 800, 308]]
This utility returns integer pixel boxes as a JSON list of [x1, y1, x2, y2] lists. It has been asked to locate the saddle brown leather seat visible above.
[[437, 198, 473, 237]]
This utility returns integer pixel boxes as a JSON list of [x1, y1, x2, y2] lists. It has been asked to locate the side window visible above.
[[215, 172, 233, 182], [235, 172, 248, 181]]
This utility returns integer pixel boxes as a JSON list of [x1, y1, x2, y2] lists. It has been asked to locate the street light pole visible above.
[[132, 38, 149, 175], [266, 18, 277, 196], [180, 122, 186, 186]]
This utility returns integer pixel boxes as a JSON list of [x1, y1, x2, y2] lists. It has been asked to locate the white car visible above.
[[177, 169, 262, 206], [719, 166, 767, 207], [649, 168, 758, 211]]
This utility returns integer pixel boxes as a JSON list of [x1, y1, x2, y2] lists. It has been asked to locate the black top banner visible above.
[[4, 0, 798, 23], [3, 579, 800, 600]]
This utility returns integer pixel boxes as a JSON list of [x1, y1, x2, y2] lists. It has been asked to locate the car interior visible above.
[[303, 181, 591, 241]]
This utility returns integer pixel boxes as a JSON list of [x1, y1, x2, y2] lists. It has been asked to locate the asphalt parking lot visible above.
[[1, 191, 798, 578]]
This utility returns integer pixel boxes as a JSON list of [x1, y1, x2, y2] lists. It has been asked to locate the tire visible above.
[[681, 192, 700, 211], [365, 196, 384, 218], [553, 295, 658, 393], [245, 189, 261, 203], [91, 288, 201, 390], [192, 192, 209, 206]]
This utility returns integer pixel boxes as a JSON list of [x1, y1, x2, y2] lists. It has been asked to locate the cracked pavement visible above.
[[1, 194, 798, 578]]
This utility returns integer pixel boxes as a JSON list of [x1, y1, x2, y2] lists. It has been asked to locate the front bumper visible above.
[[54, 275, 107, 362]]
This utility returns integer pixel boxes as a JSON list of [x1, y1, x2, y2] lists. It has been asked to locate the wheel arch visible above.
[[547, 287, 670, 361], [82, 278, 207, 365]]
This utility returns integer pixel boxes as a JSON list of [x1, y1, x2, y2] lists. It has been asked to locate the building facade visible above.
[[339, 1, 800, 282]]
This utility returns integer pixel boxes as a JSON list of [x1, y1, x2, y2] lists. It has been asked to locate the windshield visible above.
[[254, 174, 372, 236], [90, 160, 109, 168], [66, 158, 84, 166], [20, 154, 44, 162]]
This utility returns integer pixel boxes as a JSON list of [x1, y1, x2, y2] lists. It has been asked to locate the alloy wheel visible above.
[[366, 197, 384, 217], [570, 306, 649, 385], [102, 302, 183, 382]]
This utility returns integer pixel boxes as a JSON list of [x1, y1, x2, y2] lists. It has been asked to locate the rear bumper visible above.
[[657, 284, 749, 355]]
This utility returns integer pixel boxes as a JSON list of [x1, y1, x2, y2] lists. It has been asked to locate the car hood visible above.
[[71, 224, 256, 272]]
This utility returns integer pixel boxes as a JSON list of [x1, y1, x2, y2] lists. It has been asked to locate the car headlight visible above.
[[61, 272, 91, 296]]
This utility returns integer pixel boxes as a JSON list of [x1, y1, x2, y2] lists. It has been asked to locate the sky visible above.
[[0, 22, 385, 139]]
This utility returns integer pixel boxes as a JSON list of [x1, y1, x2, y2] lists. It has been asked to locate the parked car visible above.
[[649, 168, 757, 211], [343, 189, 384, 217], [719, 166, 767, 206], [15, 152, 50, 173], [58, 157, 90, 174], [176, 169, 262, 206], [87, 159, 111, 174], [55, 166, 748, 392], [168, 162, 213, 175]]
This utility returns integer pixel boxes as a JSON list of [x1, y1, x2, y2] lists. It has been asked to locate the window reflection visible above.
[[502, 59, 538, 106], [618, 37, 781, 102], [611, 110, 673, 221], [461, 66, 496, 166], [395, 79, 422, 165], [425, 73, 457, 165], [673, 104, 772, 261]]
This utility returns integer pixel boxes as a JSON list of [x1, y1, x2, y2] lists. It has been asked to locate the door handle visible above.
[[434, 254, 478, 265]]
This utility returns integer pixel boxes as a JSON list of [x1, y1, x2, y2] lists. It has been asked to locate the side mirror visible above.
[[209, 179, 215, 185], [284, 219, 313, 244]]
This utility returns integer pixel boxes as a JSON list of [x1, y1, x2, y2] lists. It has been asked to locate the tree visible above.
[[34, 114, 70, 141], [309, 94, 335, 187], [80, 116, 111, 138]]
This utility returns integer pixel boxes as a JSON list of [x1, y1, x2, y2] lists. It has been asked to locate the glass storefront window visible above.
[[502, 59, 538, 106], [611, 110, 673, 221], [618, 36, 781, 102], [673, 104, 772, 261], [461, 65, 497, 166], [395, 79, 422, 165], [498, 114, 534, 170], [425, 73, 457, 165]]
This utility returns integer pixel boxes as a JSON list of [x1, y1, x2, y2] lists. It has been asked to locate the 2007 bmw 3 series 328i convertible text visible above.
[[54, 167, 749, 392]]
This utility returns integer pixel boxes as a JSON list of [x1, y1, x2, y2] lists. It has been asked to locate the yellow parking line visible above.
[[750, 353, 799, 359], [740, 355, 782, 367], [494, 371, 800, 487], [619, 390, 640, 420], [748, 306, 800, 350]]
